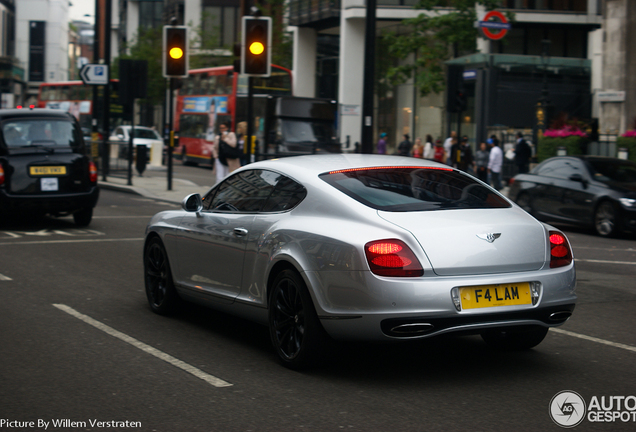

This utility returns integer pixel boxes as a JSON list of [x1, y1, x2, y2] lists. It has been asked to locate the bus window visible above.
[[61, 86, 71, 100], [179, 114, 208, 139], [40, 87, 51, 101]]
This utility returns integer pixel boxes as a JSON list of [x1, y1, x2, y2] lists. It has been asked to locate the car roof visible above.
[[0, 108, 75, 121], [240, 154, 451, 181]]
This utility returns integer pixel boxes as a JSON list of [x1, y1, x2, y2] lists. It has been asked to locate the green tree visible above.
[[112, 26, 165, 106], [383, 0, 512, 96]]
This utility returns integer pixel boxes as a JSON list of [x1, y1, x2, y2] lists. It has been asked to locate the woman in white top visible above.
[[423, 134, 435, 159], [212, 121, 239, 184]]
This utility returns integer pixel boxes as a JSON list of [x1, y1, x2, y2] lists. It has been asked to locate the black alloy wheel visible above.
[[269, 269, 326, 369], [144, 237, 179, 315], [594, 200, 619, 237], [481, 326, 549, 350]]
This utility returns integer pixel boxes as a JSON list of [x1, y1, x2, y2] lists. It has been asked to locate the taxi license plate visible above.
[[30, 166, 67, 176], [459, 283, 532, 309]]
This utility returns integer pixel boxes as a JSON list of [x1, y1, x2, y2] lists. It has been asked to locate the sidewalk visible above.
[[98, 167, 210, 204]]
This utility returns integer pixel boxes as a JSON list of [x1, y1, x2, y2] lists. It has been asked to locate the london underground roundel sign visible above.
[[480, 10, 511, 40]]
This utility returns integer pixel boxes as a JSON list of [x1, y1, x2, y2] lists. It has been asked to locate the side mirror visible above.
[[182, 193, 203, 212], [569, 173, 588, 188], [117, 133, 125, 140]]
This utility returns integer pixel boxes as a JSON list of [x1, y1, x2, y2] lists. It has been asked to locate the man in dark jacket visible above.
[[451, 136, 475, 172], [515, 132, 532, 174], [397, 134, 412, 156]]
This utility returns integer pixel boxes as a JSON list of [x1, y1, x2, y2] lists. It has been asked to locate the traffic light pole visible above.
[[167, 78, 174, 191], [247, 76, 254, 161]]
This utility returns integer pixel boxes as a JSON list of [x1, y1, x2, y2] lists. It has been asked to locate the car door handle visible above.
[[234, 228, 248, 236]]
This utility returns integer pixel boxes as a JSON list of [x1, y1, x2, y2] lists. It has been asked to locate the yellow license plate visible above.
[[30, 166, 67, 176], [459, 283, 532, 309]]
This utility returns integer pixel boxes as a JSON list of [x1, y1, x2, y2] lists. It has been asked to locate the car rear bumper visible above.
[[305, 265, 577, 341], [0, 186, 99, 214]]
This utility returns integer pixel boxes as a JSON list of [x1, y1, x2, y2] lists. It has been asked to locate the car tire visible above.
[[515, 192, 534, 215], [268, 269, 328, 369], [481, 326, 549, 350], [144, 237, 180, 315], [73, 208, 93, 226], [594, 200, 619, 237]]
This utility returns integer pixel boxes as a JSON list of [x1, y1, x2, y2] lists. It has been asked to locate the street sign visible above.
[[80, 64, 109, 85], [479, 11, 511, 40]]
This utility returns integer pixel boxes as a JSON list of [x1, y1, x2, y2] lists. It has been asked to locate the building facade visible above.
[[0, 0, 24, 108], [288, 0, 618, 153], [15, 0, 70, 105]]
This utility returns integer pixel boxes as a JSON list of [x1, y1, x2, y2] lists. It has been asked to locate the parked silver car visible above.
[[143, 155, 576, 368]]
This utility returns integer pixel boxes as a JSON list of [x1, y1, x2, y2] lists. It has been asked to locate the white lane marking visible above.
[[552, 328, 636, 353], [52, 304, 233, 388], [0, 238, 144, 246], [574, 258, 636, 265], [0, 273, 12, 281]]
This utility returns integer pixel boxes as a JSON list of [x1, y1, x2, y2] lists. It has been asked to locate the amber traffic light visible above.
[[241, 17, 271, 77], [163, 26, 188, 78]]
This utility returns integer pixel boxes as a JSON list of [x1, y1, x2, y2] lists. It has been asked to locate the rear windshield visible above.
[[132, 129, 161, 139], [319, 167, 511, 212], [2, 118, 80, 148]]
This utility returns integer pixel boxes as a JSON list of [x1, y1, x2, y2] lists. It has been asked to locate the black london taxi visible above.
[[0, 108, 99, 226]]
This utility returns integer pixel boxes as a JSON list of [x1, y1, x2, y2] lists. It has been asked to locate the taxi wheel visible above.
[[481, 326, 548, 350], [144, 237, 180, 315], [594, 200, 619, 237], [268, 269, 327, 369], [73, 208, 93, 227]]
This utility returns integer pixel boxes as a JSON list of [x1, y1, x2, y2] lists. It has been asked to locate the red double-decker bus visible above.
[[37, 80, 123, 135], [175, 64, 292, 166]]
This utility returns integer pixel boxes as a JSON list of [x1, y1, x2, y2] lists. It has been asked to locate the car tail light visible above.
[[365, 239, 424, 277], [508, 178, 515, 186], [0, 165, 4, 186], [89, 161, 98, 183], [549, 231, 573, 268]]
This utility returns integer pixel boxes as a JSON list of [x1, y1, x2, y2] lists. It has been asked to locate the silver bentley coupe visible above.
[[144, 154, 576, 368]]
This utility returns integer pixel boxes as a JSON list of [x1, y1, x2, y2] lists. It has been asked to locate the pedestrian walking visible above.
[[377, 132, 387, 154], [213, 121, 240, 184], [443, 131, 457, 165], [423, 134, 434, 160], [450, 136, 474, 173], [412, 137, 424, 158], [515, 132, 531, 174], [488, 138, 504, 190], [398, 134, 412, 156], [433, 139, 446, 163], [475, 142, 490, 183]]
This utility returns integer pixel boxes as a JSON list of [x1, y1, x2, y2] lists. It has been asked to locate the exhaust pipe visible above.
[[390, 323, 434, 335], [549, 311, 572, 322]]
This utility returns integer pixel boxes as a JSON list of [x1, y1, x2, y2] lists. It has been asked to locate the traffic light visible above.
[[242, 16, 271, 76], [163, 26, 188, 78], [456, 91, 467, 112]]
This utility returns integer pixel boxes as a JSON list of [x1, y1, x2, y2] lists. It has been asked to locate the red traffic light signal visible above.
[[242, 17, 271, 77], [163, 26, 188, 78]]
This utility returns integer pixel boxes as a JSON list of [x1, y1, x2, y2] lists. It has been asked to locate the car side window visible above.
[[535, 159, 584, 180], [206, 169, 281, 212], [262, 176, 306, 212]]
